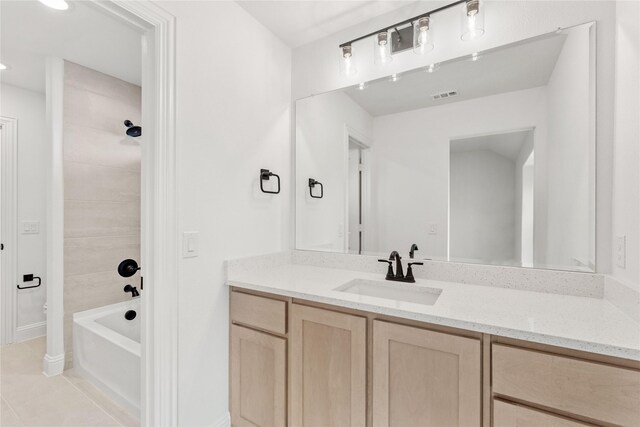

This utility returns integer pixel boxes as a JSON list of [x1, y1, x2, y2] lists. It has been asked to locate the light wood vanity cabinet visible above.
[[492, 344, 640, 427], [290, 304, 367, 427], [230, 325, 287, 427], [372, 320, 481, 426], [230, 291, 289, 427], [229, 288, 640, 427]]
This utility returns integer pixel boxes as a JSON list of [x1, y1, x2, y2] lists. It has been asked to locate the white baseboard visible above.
[[213, 412, 230, 427], [42, 353, 65, 377], [15, 321, 46, 342]]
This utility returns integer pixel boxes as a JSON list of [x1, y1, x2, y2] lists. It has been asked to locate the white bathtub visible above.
[[73, 299, 140, 417]]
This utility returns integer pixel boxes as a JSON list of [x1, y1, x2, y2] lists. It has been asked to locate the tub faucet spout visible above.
[[124, 284, 139, 297]]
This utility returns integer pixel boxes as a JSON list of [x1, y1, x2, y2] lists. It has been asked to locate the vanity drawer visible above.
[[493, 399, 591, 426], [230, 291, 287, 335], [492, 344, 640, 426]]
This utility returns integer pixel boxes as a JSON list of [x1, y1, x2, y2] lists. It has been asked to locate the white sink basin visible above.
[[335, 279, 442, 306]]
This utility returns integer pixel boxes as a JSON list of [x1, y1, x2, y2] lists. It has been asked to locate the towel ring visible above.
[[308, 178, 324, 199], [260, 169, 281, 194]]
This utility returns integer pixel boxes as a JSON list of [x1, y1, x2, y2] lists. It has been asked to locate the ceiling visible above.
[[0, 0, 142, 93], [237, 0, 416, 48], [451, 130, 532, 161], [344, 32, 567, 117]]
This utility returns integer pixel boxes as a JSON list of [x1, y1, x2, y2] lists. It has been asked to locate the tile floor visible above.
[[1, 337, 139, 427]]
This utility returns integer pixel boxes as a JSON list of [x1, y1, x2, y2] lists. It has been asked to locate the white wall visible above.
[[296, 90, 372, 252], [292, 0, 616, 272], [450, 149, 516, 263], [544, 24, 593, 269], [370, 87, 546, 258], [612, 1, 640, 290], [156, 2, 291, 425], [0, 83, 47, 334]]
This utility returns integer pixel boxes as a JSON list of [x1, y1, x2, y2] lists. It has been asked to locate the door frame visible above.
[[44, 2, 178, 425], [0, 116, 18, 345], [343, 125, 371, 254]]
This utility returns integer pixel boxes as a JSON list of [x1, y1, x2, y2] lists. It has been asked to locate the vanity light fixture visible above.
[[374, 31, 393, 65], [461, 0, 484, 41], [338, 0, 484, 74], [413, 16, 434, 55], [0, 63, 7, 71], [38, 0, 69, 10]]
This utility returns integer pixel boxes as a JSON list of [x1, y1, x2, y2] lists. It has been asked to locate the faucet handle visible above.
[[405, 262, 424, 283], [378, 259, 394, 279]]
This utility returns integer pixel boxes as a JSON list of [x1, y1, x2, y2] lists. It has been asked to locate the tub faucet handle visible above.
[[118, 259, 141, 278]]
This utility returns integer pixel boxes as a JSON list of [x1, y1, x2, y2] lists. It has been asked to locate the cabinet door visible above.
[[231, 325, 286, 427], [373, 320, 481, 427], [290, 304, 367, 427], [493, 400, 591, 427]]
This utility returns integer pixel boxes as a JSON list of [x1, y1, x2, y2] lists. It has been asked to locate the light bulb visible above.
[[426, 63, 439, 73], [0, 63, 7, 70], [38, 0, 69, 10], [374, 31, 392, 65], [339, 45, 357, 76], [461, 0, 484, 41], [413, 17, 434, 55]]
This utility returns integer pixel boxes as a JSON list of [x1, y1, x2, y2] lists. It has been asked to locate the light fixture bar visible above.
[[338, 0, 467, 48]]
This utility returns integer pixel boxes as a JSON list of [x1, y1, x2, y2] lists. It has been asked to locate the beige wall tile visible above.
[[64, 162, 140, 202], [65, 61, 142, 104], [64, 235, 140, 277], [64, 85, 141, 135], [64, 124, 141, 171], [65, 272, 134, 315], [65, 200, 140, 238]]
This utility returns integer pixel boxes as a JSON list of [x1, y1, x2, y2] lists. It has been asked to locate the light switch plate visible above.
[[616, 235, 626, 269], [21, 221, 40, 234], [183, 232, 199, 258], [428, 223, 438, 235]]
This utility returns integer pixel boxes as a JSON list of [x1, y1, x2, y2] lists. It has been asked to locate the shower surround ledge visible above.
[[226, 251, 640, 361]]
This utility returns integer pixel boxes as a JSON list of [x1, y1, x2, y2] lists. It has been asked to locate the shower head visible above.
[[124, 119, 142, 137]]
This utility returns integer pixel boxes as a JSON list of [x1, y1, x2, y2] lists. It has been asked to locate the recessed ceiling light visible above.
[[38, 0, 69, 10], [0, 63, 7, 70]]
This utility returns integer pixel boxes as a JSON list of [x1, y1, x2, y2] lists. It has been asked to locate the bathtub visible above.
[[73, 298, 140, 417]]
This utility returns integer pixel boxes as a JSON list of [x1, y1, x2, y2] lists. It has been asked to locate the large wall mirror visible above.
[[295, 22, 596, 272]]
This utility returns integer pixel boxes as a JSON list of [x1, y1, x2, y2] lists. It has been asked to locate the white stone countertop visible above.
[[227, 263, 640, 361]]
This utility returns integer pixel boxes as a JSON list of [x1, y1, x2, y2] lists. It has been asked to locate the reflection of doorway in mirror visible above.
[[347, 137, 368, 254], [449, 128, 535, 267]]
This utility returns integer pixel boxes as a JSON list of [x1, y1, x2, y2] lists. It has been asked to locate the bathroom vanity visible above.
[[227, 253, 640, 427], [228, 16, 640, 427]]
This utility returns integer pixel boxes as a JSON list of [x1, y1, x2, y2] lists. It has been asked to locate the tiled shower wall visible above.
[[63, 61, 141, 365]]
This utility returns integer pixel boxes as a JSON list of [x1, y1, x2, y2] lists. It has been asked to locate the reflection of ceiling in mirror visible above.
[[451, 130, 532, 161], [345, 33, 567, 117]]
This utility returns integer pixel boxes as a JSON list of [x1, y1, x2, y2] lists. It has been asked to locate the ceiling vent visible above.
[[432, 90, 458, 100]]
